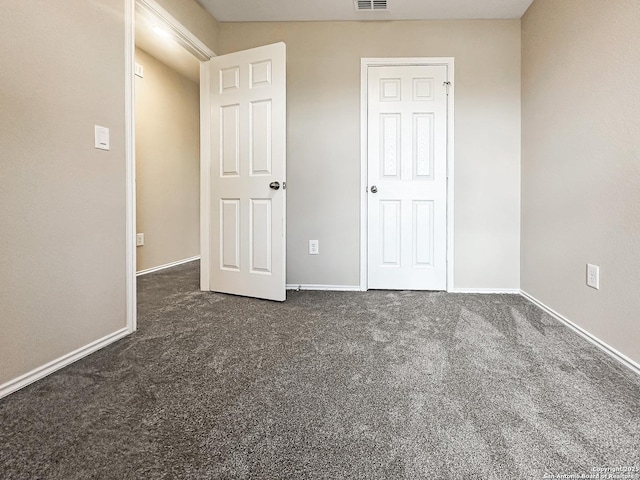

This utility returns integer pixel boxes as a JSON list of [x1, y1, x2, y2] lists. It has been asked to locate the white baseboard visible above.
[[0, 327, 131, 399], [449, 288, 520, 294], [286, 284, 362, 292], [287, 286, 521, 294], [521, 290, 640, 376], [136, 256, 200, 276]]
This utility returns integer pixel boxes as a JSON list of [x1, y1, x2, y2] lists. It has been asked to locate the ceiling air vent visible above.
[[355, 0, 388, 11]]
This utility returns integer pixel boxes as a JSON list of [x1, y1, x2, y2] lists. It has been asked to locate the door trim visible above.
[[125, 0, 216, 333], [359, 57, 455, 292]]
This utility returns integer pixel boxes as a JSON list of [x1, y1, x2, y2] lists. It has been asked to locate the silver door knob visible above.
[[370, 185, 378, 193], [269, 181, 280, 191]]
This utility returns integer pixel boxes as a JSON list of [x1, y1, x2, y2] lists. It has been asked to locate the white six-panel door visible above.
[[209, 43, 286, 301], [367, 65, 448, 290]]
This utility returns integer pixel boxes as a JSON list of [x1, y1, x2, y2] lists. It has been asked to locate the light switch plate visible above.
[[95, 125, 110, 151], [587, 264, 599, 289], [135, 62, 144, 78]]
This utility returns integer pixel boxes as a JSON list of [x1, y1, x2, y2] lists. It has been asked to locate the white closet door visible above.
[[367, 65, 448, 290]]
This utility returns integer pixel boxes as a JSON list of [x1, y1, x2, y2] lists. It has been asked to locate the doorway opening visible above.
[[134, 7, 201, 276], [125, 0, 215, 332]]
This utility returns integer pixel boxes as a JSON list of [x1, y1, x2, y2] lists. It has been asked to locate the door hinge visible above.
[[443, 81, 452, 93]]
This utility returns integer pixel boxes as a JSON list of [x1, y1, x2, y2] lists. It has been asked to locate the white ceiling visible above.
[[197, 0, 535, 22]]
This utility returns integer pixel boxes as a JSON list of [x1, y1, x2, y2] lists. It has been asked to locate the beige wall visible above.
[[0, 0, 219, 389], [135, 48, 200, 272], [522, 0, 640, 363], [219, 21, 522, 289], [0, 1, 126, 385]]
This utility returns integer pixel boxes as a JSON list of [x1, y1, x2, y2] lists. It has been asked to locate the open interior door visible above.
[[209, 43, 286, 301]]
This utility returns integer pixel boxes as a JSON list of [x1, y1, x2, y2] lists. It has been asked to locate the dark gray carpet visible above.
[[1, 261, 638, 479]]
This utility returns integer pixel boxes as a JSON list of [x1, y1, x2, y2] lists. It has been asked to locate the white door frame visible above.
[[125, 0, 216, 333], [360, 57, 455, 292]]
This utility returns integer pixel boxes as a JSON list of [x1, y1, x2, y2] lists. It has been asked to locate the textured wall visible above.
[[0, 1, 127, 384], [219, 20, 522, 289], [522, 0, 640, 363], [0, 0, 219, 389], [135, 48, 200, 272]]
